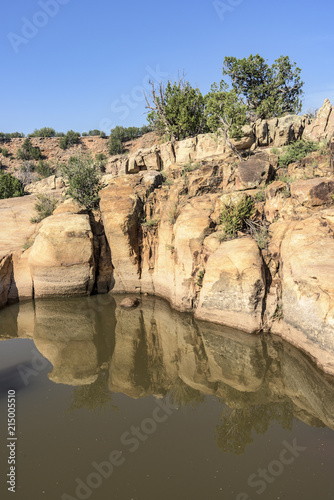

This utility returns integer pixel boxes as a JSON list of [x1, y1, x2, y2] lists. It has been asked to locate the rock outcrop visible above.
[[195, 237, 265, 332], [2, 106, 334, 375], [304, 99, 334, 142], [273, 210, 334, 374], [28, 213, 95, 298]]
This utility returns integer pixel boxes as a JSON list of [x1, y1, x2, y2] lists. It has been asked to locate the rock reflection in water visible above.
[[2, 294, 334, 454]]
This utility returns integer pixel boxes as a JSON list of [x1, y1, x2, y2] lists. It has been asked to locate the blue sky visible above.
[[1, 0, 334, 135]]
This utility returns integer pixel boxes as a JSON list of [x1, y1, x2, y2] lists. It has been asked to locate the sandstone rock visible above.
[[25, 175, 65, 194], [120, 297, 140, 308], [127, 156, 140, 174], [290, 177, 334, 207], [0, 254, 12, 307], [304, 99, 334, 142], [0, 195, 41, 258], [264, 181, 289, 222], [195, 133, 227, 160], [8, 250, 33, 302], [195, 237, 265, 332], [159, 142, 176, 168], [28, 213, 95, 298], [255, 119, 269, 147], [139, 196, 213, 311], [53, 198, 82, 215], [100, 178, 142, 293], [276, 211, 334, 374], [174, 137, 197, 164], [235, 155, 275, 190], [232, 124, 255, 150], [106, 156, 128, 176], [272, 115, 306, 147], [141, 146, 161, 171]]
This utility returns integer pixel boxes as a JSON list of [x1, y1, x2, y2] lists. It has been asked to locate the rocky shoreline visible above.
[[1, 100, 334, 375]]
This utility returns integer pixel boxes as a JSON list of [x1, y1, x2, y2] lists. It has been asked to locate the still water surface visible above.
[[0, 295, 334, 500]]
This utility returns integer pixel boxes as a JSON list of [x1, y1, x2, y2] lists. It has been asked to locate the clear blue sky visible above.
[[1, 0, 334, 135]]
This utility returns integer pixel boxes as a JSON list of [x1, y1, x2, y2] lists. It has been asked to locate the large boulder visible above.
[[28, 213, 95, 298], [272, 115, 306, 147], [25, 175, 65, 194], [195, 237, 265, 332], [235, 155, 275, 190], [304, 99, 334, 142], [290, 177, 334, 207]]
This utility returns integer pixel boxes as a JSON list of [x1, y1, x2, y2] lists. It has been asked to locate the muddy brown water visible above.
[[0, 295, 334, 500]]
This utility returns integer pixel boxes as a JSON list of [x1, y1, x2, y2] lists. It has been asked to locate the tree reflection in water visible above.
[[215, 401, 295, 455], [168, 377, 205, 408], [68, 372, 118, 414]]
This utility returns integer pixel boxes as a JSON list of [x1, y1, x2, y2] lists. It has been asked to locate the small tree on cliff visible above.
[[205, 82, 247, 160], [17, 138, 42, 161], [144, 76, 207, 141], [61, 155, 106, 210], [59, 130, 81, 150], [222, 54, 304, 119]]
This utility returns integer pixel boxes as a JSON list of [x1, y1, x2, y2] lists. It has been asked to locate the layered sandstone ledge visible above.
[[1, 100, 334, 375]]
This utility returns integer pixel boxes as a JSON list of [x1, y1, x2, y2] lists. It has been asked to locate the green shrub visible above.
[[61, 155, 105, 209], [220, 197, 255, 238], [28, 127, 56, 138], [318, 139, 329, 156], [196, 269, 205, 287], [17, 138, 42, 161], [23, 238, 35, 250], [108, 136, 124, 155], [0, 132, 24, 142], [254, 189, 266, 202], [1, 148, 9, 157], [107, 125, 151, 155], [147, 79, 207, 141], [181, 160, 201, 176], [100, 131, 106, 138], [141, 217, 159, 228], [35, 160, 54, 179], [0, 172, 25, 199], [165, 244, 175, 253], [59, 130, 81, 150], [30, 194, 58, 223], [277, 139, 319, 167], [167, 203, 179, 224], [95, 153, 107, 172]]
